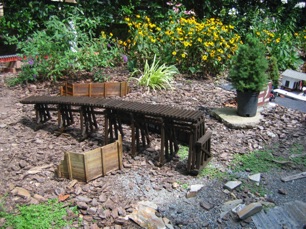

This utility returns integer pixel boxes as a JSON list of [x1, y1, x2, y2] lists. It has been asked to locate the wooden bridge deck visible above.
[[20, 95, 212, 174]]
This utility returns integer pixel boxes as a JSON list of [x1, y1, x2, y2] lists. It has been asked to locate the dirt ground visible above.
[[0, 69, 306, 229]]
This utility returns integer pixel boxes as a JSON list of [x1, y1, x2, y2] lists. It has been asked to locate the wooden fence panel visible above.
[[60, 82, 129, 97], [57, 135, 122, 182]]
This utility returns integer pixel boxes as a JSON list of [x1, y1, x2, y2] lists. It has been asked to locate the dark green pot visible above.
[[236, 90, 259, 117]]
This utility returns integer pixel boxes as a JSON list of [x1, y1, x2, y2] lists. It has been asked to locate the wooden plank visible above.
[[91, 83, 106, 97], [66, 152, 73, 180], [105, 82, 121, 97], [83, 148, 102, 181], [69, 153, 85, 181], [281, 172, 306, 182], [118, 134, 123, 169], [102, 142, 119, 172], [101, 147, 106, 176]]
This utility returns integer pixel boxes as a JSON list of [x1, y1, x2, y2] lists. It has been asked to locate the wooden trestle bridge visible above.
[[20, 96, 212, 174]]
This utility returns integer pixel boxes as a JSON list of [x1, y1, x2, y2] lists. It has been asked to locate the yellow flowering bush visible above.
[[295, 28, 306, 55], [122, 13, 241, 75], [253, 28, 304, 70]]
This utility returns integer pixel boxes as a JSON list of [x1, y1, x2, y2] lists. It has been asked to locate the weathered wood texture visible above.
[[57, 135, 122, 182], [21, 96, 212, 175], [60, 82, 129, 97]]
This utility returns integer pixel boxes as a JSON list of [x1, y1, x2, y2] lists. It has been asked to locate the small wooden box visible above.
[[60, 82, 129, 97]]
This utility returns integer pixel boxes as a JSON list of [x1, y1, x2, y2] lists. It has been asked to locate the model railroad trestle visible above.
[[20, 96, 212, 174]]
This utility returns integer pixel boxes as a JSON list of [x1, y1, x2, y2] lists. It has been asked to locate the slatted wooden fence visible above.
[[57, 135, 122, 182], [60, 82, 129, 97]]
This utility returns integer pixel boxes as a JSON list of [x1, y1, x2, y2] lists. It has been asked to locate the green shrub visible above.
[[267, 56, 280, 88], [16, 14, 126, 84], [123, 5, 241, 76], [229, 34, 268, 92]]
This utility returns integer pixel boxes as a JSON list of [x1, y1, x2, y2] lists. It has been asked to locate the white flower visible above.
[[229, 7, 238, 15], [294, 2, 306, 8], [281, 0, 288, 4]]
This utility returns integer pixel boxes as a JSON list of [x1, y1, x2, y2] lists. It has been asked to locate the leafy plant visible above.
[[229, 34, 269, 92], [16, 13, 126, 84], [93, 69, 110, 82], [131, 55, 179, 91], [0, 199, 79, 229], [123, 11, 241, 76], [239, 181, 268, 197], [289, 143, 306, 167], [199, 164, 225, 180], [230, 150, 280, 173], [177, 145, 189, 160], [267, 56, 280, 88]]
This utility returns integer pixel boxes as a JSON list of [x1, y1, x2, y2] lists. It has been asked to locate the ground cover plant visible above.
[[0, 198, 79, 228]]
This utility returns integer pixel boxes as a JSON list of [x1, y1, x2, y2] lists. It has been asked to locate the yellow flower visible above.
[[276, 38, 280, 43], [172, 51, 177, 56], [256, 31, 260, 36], [202, 55, 208, 61], [181, 53, 186, 58], [217, 56, 222, 61], [136, 15, 140, 18], [183, 41, 191, 47], [110, 33, 113, 37]]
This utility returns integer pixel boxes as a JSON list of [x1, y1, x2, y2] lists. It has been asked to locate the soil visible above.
[[0, 68, 306, 229]]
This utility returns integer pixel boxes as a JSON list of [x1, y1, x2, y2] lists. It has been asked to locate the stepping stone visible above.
[[249, 173, 261, 184], [224, 181, 242, 191], [237, 202, 263, 220]]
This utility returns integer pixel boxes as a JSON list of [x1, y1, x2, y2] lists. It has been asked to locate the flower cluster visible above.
[[123, 14, 241, 75]]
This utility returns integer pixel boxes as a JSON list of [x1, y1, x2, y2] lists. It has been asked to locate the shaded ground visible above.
[[0, 69, 306, 229]]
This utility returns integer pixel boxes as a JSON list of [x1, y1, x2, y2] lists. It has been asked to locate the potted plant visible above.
[[229, 34, 268, 117]]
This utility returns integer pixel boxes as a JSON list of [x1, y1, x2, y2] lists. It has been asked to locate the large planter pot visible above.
[[236, 91, 259, 117]]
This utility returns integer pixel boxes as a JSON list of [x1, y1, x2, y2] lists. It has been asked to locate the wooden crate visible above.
[[60, 81, 129, 97], [57, 135, 122, 182]]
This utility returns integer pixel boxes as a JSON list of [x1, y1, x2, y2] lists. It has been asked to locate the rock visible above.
[[221, 199, 243, 218], [33, 194, 46, 202], [224, 181, 242, 191], [26, 164, 53, 175], [172, 182, 179, 189], [186, 184, 204, 198], [19, 160, 27, 168], [111, 208, 119, 218], [99, 209, 111, 219], [237, 202, 263, 220], [88, 207, 97, 215], [92, 198, 99, 207], [11, 187, 31, 199], [200, 200, 213, 210], [278, 189, 287, 195], [99, 193, 107, 202], [67, 179, 78, 189], [232, 203, 246, 214], [127, 201, 166, 229], [77, 196, 92, 203], [248, 173, 261, 184], [76, 201, 88, 210]]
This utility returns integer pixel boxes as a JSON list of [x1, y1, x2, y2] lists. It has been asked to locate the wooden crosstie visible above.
[[20, 96, 212, 174]]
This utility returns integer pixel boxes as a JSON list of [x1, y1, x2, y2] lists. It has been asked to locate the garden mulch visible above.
[[0, 68, 306, 228]]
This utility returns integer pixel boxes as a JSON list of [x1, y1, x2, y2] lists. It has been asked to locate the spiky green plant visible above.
[[131, 55, 179, 91]]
